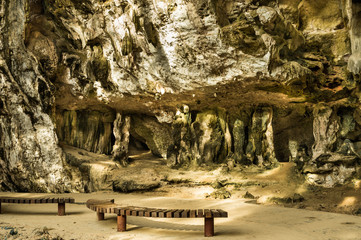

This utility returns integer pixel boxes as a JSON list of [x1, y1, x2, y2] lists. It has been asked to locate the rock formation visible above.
[[1, 0, 361, 191]]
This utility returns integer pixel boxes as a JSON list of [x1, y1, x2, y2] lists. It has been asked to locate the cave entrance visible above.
[[128, 135, 149, 155], [272, 109, 314, 162], [127, 134, 165, 165]]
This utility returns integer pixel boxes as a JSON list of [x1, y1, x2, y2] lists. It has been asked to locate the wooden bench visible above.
[[0, 197, 75, 216], [86, 199, 228, 237]]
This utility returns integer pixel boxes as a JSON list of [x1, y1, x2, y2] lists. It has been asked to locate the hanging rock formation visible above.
[[1, 0, 361, 191]]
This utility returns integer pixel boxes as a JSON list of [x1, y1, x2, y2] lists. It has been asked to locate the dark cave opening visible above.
[[272, 109, 314, 162], [128, 134, 150, 155]]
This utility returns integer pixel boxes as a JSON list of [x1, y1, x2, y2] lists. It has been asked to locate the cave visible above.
[[128, 134, 150, 154], [272, 108, 314, 162], [2, 1, 361, 238]]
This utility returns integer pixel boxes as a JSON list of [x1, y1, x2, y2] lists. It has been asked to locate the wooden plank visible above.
[[131, 209, 138, 216], [182, 210, 189, 218], [174, 210, 183, 218], [138, 209, 145, 217], [166, 210, 176, 218], [126, 208, 132, 216], [151, 208, 159, 217], [144, 209, 151, 217], [197, 209, 204, 218], [113, 208, 119, 215], [120, 208, 126, 215], [109, 207, 115, 214], [158, 209, 169, 218], [190, 210, 196, 218], [217, 209, 228, 218], [211, 209, 221, 217], [204, 209, 212, 218]]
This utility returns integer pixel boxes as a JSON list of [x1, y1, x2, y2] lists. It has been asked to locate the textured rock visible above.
[[112, 113, 131, 166], [0, 0, 72, 192], [56, 109, 115, 154], [233, 119, 246, 164], [246, 107, 277, 167], [302, 106, 361, 187], [2, 0, 361, 191], [130, 115, 173, 158], [193, 109, 232, 164]]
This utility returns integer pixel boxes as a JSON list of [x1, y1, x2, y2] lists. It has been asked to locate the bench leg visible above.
[[58, 202, 65, 216], [117, 214, 126, 232], [97, 212, 105, 221], [204, 217, 214, 237]]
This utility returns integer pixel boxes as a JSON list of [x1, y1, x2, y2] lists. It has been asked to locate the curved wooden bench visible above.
[[86, 199, 228, 237], [0, 197, 75, 216]]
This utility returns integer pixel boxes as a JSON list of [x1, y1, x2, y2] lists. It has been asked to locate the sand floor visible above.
[[0, 192, 361, 240]]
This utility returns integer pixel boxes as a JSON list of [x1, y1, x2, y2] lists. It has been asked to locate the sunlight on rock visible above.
[[353, 180, 361, 189], [338, 197, 357, 207], [257, 195, 273, 204]]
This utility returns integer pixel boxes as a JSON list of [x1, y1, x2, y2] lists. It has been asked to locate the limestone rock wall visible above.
[[56, 109, 115, 154], [1, 0, 361, 191], [0, 0, 72, 192]]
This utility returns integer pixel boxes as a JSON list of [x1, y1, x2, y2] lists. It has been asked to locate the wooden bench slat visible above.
[[217, 209, 228, 217], [211, 209, 221, 217], [120, 208, 126, 215], [204, 209, 212, 218], [131, 209, 138, 216], [197, 209, 204, 218], [174, 210, 183, 218], [158, 209, 168, 218], [126, 208, 132, 216], [144, 209, 151, 217], [190, 210, 196, 218], [166, 210, 176, 218], [138, 209, 145, 217], [182, 210, 189, 218]]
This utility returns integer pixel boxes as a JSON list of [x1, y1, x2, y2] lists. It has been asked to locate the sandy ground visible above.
[[0, 192, 361, 240]]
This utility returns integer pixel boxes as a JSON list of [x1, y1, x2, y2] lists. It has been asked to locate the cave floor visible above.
[[0, 192, 361, 240], [116, 149, 361, 217], [63, 145, 361, 217]]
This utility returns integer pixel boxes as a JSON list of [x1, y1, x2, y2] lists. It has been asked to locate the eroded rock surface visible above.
[[1, 0, 361, 191]]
